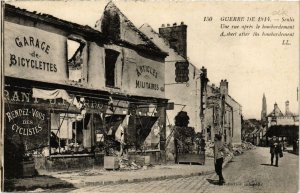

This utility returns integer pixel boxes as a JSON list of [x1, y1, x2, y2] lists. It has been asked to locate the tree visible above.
[[175, 111, 190, 127]]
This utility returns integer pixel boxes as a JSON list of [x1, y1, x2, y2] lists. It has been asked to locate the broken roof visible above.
[[5, 3, 167, 58], [4, 3, 105, 41], [95, 2, 167, 57]]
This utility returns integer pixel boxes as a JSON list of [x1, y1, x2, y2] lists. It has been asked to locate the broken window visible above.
[[50, 113, 92, 154], [105, 49, 120, 87], [67, 38, 86, 82]]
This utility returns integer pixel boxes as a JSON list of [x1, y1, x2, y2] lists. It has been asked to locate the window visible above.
[[105, 49, 120, 87], [50, 113, 91, 154], [207, 126, 211, 141], [67, 38, 86, 82]]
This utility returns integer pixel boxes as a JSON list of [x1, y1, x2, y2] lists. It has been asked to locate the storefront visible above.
[[4, 4, 168, 177], [4, 78, 167, 175]]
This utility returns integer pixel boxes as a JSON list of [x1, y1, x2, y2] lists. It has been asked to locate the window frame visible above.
[[67, 35, 87, 83]]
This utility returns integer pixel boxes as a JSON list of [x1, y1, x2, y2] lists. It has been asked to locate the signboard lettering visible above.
[[5, 108, 46, 136], [4, 89, 105, 111], [15, 36, 51, 54], [136, 80, 159, 90], [136, 65, 158, 78], [135, 64, 161, 91], [9, 53, 57, 72], [5, 21, 68, 83]]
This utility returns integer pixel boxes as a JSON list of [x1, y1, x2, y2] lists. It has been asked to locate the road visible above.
[[68, 147, 298, 193]]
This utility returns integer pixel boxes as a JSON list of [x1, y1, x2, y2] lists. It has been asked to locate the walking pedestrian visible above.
[[270, 136, 283, 167], [213, 134, 226, 185]]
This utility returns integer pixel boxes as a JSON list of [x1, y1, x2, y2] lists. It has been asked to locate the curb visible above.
[[9, 156, 234, 191], [72, 155, 234, 188]]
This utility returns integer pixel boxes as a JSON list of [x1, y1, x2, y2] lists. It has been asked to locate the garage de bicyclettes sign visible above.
[[4, 21, 68, 84]]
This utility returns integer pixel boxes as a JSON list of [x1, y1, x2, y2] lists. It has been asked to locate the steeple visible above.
[[261, 93, 267, 124]]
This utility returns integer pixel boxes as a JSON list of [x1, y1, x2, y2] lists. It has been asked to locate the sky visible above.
[[5, 0, 299, 119]]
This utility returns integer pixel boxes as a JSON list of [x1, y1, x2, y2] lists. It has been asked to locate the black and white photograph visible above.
[[0, 1, 299, 192]]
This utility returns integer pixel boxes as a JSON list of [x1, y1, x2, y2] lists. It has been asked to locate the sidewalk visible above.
[[5, 156, 233, 192]]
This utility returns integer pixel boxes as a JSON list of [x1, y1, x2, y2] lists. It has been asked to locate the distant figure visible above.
[[269, 136, 283, 167], [200, 138, 206, 152], [212, 134, 226, 185]]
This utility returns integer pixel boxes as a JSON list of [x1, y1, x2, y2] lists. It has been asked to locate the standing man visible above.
[[213, 134, 226, 185], [270, 136, 283, 167]]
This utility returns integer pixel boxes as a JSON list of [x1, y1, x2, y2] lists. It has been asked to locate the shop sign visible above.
[[4, 89, 106, 111], [6, 107, 46, 136], [135, 64, 161, 91], [129, 60, 165, 98], [4, 104, 48, 150], [4, 21, 68, 84]]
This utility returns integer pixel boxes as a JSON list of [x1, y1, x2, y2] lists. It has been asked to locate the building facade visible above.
[[140, 23, 206, 161], [265, 101, 299, 144], [140, 23, 203, 133], [4, 2, 168, 177], [204, 80, 242, 145]]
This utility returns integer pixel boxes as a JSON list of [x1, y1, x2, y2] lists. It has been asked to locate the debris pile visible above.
[[205, 140, 254, 157], [117, 155, 152, 171], [232, 141, 256, 156], [119, 157, 141, 170]]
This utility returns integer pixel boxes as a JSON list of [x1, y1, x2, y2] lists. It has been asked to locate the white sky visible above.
[[5, 0, 299, 119]]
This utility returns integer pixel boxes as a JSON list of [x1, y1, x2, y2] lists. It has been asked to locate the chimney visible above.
[[274, 102, 278, 109], [220, 79, 228, 95], [159, 21, 187, 58], [285, 100, 290, 115]]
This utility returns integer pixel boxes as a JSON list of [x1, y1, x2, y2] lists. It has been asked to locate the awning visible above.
[[266, 125, 299, 138]]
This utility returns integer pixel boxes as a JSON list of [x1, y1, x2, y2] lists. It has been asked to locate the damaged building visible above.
[[204, 80, 242, 145], [140, 22, 207, 162], [3, 2, 168, 178]]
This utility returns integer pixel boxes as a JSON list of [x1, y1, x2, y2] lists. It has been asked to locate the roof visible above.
[[5, 4, 105, 41], [140, 23, 184, 58], [5, 3, 168, 58], [140, 23, 203, 74], [95, 2, 167, 57], [267, 104, 284, 117], [266, 125, 299, 137]]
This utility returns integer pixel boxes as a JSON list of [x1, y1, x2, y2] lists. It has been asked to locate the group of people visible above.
[[269, 136, 283, 167]]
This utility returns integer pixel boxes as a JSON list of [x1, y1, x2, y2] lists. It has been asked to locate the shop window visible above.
[[136, 117, 158, 149], [50, 113, 91, 154], [105, 49, 120, 87], [67, 38, 86, 82]]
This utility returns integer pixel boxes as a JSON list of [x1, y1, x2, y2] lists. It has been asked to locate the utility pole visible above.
[[200, 67, 209, 138]]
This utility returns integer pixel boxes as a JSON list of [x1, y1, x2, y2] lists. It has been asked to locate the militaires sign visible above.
[[132, 61, 165, 98], [4, 21, 68, 83]]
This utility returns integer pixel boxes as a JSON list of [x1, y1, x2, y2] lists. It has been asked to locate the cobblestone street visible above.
[[66, 147, 298, 193]]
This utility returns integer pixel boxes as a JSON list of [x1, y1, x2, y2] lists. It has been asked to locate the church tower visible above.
[[261, 93, 267, 126]]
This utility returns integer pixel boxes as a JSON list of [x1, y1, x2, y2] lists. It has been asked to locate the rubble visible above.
[[205, 141, 255, 157], [118, 155, 149, 171], [232, 141, 256, 156]]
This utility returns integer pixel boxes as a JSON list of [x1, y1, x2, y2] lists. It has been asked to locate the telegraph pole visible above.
[[200, 67, 208, 139]]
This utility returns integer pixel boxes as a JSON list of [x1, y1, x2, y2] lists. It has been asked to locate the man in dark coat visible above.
[[270, 136, 283, 167]]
